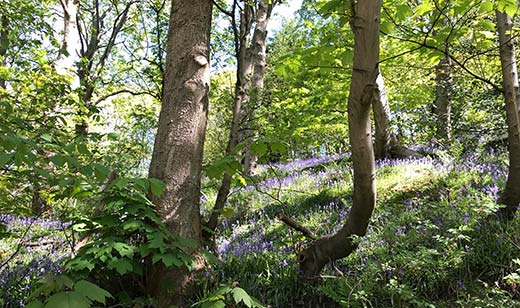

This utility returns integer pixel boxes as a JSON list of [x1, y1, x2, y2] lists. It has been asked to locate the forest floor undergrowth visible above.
[[2, 147, 520, 307]]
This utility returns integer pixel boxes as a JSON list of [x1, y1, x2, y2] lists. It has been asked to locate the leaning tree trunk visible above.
[[433, 55, 452, 141], [298, 0, 379, 279], [147, 0, 212, 306], [496, 10, 520, 220], [372, 70, 421, 159]]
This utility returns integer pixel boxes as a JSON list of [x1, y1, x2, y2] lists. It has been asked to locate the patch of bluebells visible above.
[[263, 152, 348, 173], [0, 215, 70, 307]]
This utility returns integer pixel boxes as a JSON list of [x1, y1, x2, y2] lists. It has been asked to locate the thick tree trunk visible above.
[[496, 10, 520, 220], [434, 56, 452, 141], [0, 14, 8, 89], [56, 0, 79, 74], [147, 0, 212, 306], [372, 70, 421, 160], [298, 0, 379, 279]]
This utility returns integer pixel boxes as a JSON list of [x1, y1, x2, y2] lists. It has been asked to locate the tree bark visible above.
[[434, 55, 452, 141], [372, 70, 421, 159], [0, 14, 8, 89], [496, 10, 520, 220], [298, 0, 379, 279], [147, 0, 212, 305], [207, 1, 275, 234], [56, 0, 79, 74], [243, 0, 274, 176]]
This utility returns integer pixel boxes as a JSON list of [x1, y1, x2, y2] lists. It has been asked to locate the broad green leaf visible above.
[[26, 301, 44, 308], [479, 1, 494, 13], [200, 300, 226, 308], [152, 253, 183, 268], [44, 291, 90, 308], [232, 287, 253, 307], [93, 164, 110, 181], [107, 258, 133, 275], [74, 280, 113, 304], [415, 1, 434, 15], [49, 155, 66, 167], [0, 153, 12, 167]]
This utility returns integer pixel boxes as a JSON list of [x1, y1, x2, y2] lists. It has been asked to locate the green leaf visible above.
[[41, 134, 52, 142], [479, 1, 494, 13], [50, 155, 66, 167], [107, 258, 133, 275], [380, 20, 395, 34], [200, 300, 226, 308], [113, 242, 135, 257], [74, 280, 113, 304], [44, 291, 90, 308], [232, 287, 253, 307], [0, 153, 12, 167], [26, 301, 44, 308], [415, 1, 434, 15], [149, 178, 166, 197], [93, 164, 110, 181], [152, 253, 183, 268]]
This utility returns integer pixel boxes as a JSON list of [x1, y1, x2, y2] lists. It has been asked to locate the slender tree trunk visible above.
[[496, 10, 520, 219], [56, 0, 79, 74], [207, 2, 275, 234], [434, 55, 452, 141], [298, 0, 379, 279], [147, 0, 212, 305], [243, 0, 274, 176], [0, 14, 8, 89], [372, 70, 421, 159]]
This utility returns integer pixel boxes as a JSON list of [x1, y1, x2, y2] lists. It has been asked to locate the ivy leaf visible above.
[[44, 291, 91, 308], [74, 280, 113, 304]]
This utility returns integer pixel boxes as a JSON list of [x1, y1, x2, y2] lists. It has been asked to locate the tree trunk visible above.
[[243, 0, 274, 176], [147, 0, 212, 305], [207, 1, 276, 234], [56, 0, 79, 74], [0, 14, 8, 89], [298, 0, 379, 279], [496, 10, 520, 220], [434, 55, 452, 141], [372, 70, 421, 159]]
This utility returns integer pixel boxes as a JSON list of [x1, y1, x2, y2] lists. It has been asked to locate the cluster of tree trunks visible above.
[[206, 0, 276, 235]]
